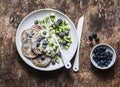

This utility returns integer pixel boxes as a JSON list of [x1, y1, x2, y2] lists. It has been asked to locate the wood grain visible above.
[[0, 0, 120, 87]]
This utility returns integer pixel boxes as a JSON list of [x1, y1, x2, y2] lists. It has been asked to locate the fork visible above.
[[44, 16, 71, 69]]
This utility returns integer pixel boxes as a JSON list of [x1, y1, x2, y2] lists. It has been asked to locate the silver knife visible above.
[[72, 16, 84, 72]]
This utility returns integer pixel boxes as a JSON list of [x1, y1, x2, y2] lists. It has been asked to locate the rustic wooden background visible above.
[[0, 0, 120, 87]]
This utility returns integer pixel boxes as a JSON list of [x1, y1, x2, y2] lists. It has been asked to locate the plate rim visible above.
[[16, 8, 78, 71]]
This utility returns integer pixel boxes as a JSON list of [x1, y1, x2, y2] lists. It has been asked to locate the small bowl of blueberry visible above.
[[90, 43, 116, 69]]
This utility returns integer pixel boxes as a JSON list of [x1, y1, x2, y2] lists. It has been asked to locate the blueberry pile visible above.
[[92, 45, 113, 67], [88, 32, 99, 47]]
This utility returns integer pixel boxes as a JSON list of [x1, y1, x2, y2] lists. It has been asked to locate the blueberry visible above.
[[93, 55, 96, 59], [96, 47, 100, 51], [100, 60, 105, 64], [42, 40, 48, 45], [62, 40, 67, 45], [103, 59, 107, 63], [88, 35, 93, 41], [29, 35, 32, 38], [51, 59, 56, 65], [95, 52, 99, 56], [57, 18, 62, 24], [52, 61, 56, 65], [107, 60, 111, 64], [104, 62, 109, 67], [59, 32, 65, 37], [99, 52, 103, 56], [93, 32, 97, 38], [109, 52, 113, 57], [102, 55, 106, 59], [100, 56, 104, 59], [41, 55, 46, 60], [90, 42, 93, 47], [105, 51, 110, 57], [99, 46, 106, 52], [106, 57, 112, 61], [99, 46, 103, 50], [42, 45, 47, 49], [108, 58, 112, 61], [102, 46, 106, 51], [97, 55, 101, 59], [65, 30, 69, 35], [54, 22, 59, 27], [57, 51, 61, 57], [34, 20, 39, 25], [43, 31, 47, 35], [95, 37, 99, 43], [36, 42, 40, 47], [98, 60, 104, 67], [94, 49, 98, 53], [37, 37, 42, 42], [97, 61, 101, 66], [41, 36, 45, 39], [95, 59, 99, 63]]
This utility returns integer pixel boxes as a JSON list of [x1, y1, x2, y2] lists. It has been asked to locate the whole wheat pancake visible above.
[[32, 25, 43, 36], [21, 29, 33, 43], [21, 39, 37, 58], [32, 56, 51, 67]]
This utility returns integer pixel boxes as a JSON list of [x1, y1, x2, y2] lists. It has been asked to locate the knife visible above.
[[72, 16, 84, 72]]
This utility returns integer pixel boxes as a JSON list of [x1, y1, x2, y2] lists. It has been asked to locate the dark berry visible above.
[[99, 46, 103, 50], [95, 52, 99, 56], [29, 35, 32, 38], [100, 56, 104, 59], [36, 42, 40, 47], [109, 52, 113, 57], [34, 20, 39, 25], [93, 55, 96, 60], [41, 36, 45, 39], [93, 32, 97, 38], [52, 61, 56, 65], [57, 51, 61, 57], [62, 40, 67, 45], [97, 55, 101, 59], [102, 55, 106, 59], [43, 31, 47, 35], [41, 55, 46, 60], [97, 61, 101, 66], [100, 52, 104, 56], [37, 37, 42, 42], [54, 22, 59, 27], [105, 51, 110, 57], [96, 47, 100, 51], [95, 37, 99, 43], [104, 62, 109, 67], [42, 40, 48, 45], [102, 46, 106, 51], [94, 49, 98, 53], [90, 42, 93, 47], [42, 45, 47, 49], [57, 18, 62, 24], [107, 60, 111, 64], [51, 59, 56, 65], [100, 60, 105, 64], [59, 32, 65, 37], [88, 35, 93, 41], [95, 59, 99, 63], [65, 30, 69, 35]]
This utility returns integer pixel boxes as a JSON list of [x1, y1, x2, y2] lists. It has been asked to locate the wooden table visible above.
[[0, 0, 120, 87]]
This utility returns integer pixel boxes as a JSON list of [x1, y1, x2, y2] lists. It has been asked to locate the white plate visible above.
[[16, 9, 78, 71]]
